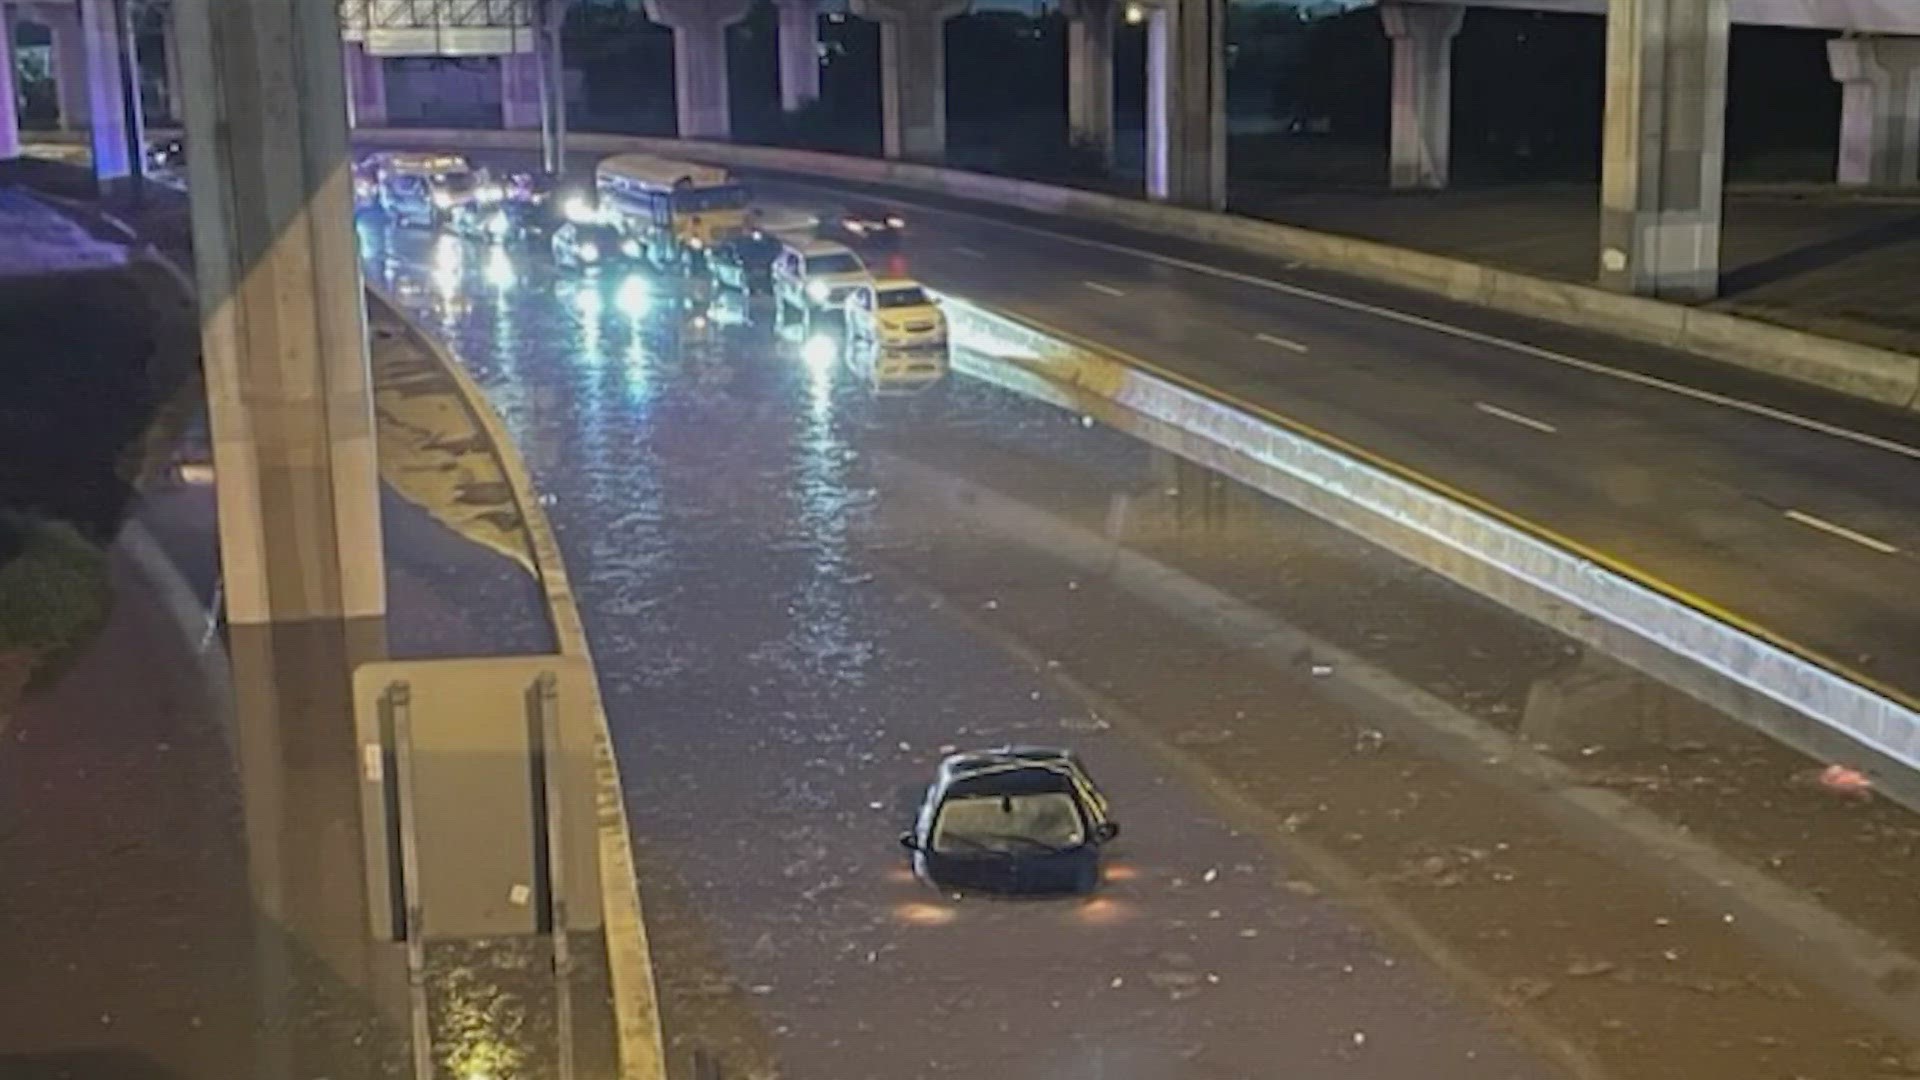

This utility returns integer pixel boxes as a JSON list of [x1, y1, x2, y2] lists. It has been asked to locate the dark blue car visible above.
[[900, 746, 1119, 896]]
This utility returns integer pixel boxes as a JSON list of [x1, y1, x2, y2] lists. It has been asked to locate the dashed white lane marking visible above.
[[1474, 401, 1559, 434], [1255, 332, 1309, 353], [1784, 509, 1900, 554], [1083, 281, 1127, 298], [953, 245, 987, 258]]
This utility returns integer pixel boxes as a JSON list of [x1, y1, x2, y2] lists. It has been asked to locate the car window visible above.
[[806, 252, 864, 276], [876, 287, 928, 309], [932, 792, 1084, 854]]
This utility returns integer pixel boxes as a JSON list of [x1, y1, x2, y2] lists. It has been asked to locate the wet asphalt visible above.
[[360, 215, 1920, 1080]]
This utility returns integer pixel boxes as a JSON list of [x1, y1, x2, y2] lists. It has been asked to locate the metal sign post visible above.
[[388, 681, 436, 1080], [530, 670, 577, 1080]]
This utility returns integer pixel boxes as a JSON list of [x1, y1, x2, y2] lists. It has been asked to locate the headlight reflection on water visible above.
[[615, 274, 651, 318], [483, 247, 516, 290], [432, 235, 463, 300], [802, 333, 838, 371]]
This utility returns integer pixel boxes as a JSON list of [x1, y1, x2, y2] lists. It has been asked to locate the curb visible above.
[[367, 284, 671, 1080]]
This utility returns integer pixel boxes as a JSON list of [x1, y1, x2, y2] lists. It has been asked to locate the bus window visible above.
[[672, 185, 750, 214]]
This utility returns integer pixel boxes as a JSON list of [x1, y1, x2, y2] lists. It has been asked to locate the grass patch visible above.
[[0, 513, 113, 689]]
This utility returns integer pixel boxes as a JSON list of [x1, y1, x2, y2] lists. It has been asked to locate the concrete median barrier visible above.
[[940, 296, 1920, 810], [353, 126, 1920, 410]]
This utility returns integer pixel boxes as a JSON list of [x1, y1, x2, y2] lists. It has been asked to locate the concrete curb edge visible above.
[[366, 283, 671, 1080]]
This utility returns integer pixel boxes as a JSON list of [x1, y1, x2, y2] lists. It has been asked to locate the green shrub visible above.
[[0, 513, 112, 657]]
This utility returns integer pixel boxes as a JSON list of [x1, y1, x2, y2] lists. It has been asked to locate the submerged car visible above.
[[708, 233, 783, 294], [447, 199, 548, 245], [844, 279, 947, 352], [900, 746, 1118, 896], [552, 220, 643, 271]]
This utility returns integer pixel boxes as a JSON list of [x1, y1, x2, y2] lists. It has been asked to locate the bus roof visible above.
[[373, 152, 471, 176], [596, 153, 732, 192]]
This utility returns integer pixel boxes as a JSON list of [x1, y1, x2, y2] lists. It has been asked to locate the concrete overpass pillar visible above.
[[1062, 0, 1117, 167], [45, 10, 91, 132], [343, 40, 387, 129], [775, 0, 821, 113], [1380, 3, 1462, 190], [78, 0, 143, 195], [1828, 36, 1920, 187], [645, 0, 753, 141], [175, 0, 384, 629], [852, 0, 968, 164], [1597, 0, 1729, 300], [1, 8, 20, 161], [501, 51, 543, 130], [175, 0, 398, 1052], [1145, 0, 1226, 210], [162, 23, 186, 125]]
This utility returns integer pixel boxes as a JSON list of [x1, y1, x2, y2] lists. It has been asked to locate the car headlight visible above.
[[620, 239, 642, 257], [886, 215, 905, 229], [433, 191, 454, 208], [488, 213, 510, 237], [807, 280, 831, 301], [687, 236, 704, 251], [844, 219, 867, 234], [478, 184, 504, 203], [580, 242, 600, 262]]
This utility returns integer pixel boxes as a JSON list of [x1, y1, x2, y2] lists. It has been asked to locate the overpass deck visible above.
[[1225, 177, 1920, 358]]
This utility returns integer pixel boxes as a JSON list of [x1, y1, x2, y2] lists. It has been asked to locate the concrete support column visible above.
[[1380, 3, 1463, 190], [1146, 0, 1225, 209], [852, 0, 968, 164], [1828, 36, 1920, 187], [1062, 0, 1116, 167], [501, 51, 542, 129], [174, 0, 396, 1056], [1597, 0, 1729, 300], [162, 24, 185, 124], [343, 39, 386, 129], [48, 11, 91, 132], [645, 0, 752, 141], [177, 0, 384, 628], [776, 0, 821, 113], [78, 0, 141, 194], [1, 8, 21, 161]]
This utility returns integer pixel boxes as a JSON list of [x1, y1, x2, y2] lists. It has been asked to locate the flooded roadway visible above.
[[359, 218, 1920, 1080]]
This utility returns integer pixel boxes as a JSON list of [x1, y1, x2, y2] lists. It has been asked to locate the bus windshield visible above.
[[672, 185, 749, 214]]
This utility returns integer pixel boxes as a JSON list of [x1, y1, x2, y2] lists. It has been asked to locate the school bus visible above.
[[594, 153, 751, 267]]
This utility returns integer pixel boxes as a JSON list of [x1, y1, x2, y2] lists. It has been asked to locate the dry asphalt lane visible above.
[[358, 213, 1920, 1080]]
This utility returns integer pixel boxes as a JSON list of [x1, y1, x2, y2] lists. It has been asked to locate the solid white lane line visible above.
[[778, 181, 1920, 463], [953, 245, 987, 258], [1475, 401, 1559, 434], [1255, 332, 1309, 353], [1083, 281, 1127, 298], [1784, 510, 1900, 554]]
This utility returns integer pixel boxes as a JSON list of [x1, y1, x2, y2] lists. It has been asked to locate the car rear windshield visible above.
[[876, 287, 929, 309], [933, 793, 1085, 854], [806, 252, 864, 276]]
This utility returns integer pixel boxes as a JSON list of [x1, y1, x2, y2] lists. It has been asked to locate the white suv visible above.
[[773, 238, 873, 316]]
